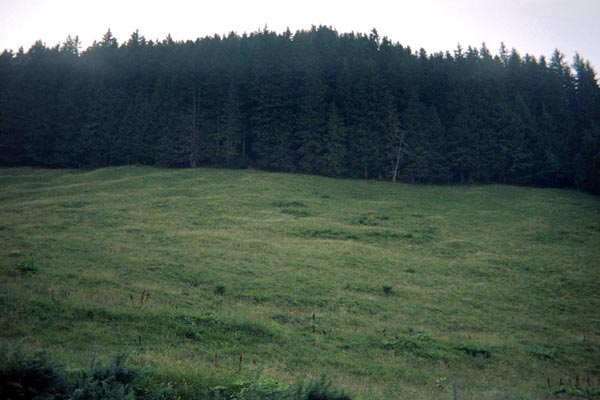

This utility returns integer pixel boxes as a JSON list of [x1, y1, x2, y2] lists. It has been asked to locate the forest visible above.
[[0, 26, 599, 193]]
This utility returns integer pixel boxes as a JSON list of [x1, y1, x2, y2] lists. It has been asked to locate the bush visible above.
[[458, 343, 491, 359], [0, 350, 174, 400], [214, 376, 353, 400], [15, 260, 40, 274], [280, 208, 309, 217], [382, 332, 457, 362], [73, 353, 177, 400], [294, 377, 352, 400], [530, 345, 557, 361], [272, 201, 306, 208], [0, 350, 352, 400], [212, 378, 289, 400], [71, 355, 137, 400], [214, 285, 226, 296], [0, 350, 69, 400]]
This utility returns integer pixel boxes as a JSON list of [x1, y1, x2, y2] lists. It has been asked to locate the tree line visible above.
[[1, 26, 599, 193]]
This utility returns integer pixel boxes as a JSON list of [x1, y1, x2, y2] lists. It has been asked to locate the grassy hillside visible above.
[[1, 166, 599, 399]]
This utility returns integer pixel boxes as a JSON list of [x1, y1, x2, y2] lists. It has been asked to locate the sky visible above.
[[0, 0, 599, 71]]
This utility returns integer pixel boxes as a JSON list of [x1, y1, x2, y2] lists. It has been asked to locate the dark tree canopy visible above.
[[1, 26, 599, 193]]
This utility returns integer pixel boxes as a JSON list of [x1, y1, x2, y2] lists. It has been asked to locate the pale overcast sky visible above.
[[0, 0, 599, 71]]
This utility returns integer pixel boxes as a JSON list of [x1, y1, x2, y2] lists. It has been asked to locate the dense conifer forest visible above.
[[1, 26, 599, 193]]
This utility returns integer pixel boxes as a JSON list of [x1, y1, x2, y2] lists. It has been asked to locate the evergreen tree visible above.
[[221, 80, 244, 166], [296, 73, 327, 173], [321, 103, 347, 176], [0, 26, 598, 192], [384, 98, 405, 182]]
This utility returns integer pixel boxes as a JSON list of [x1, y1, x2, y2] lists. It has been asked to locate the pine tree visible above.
[[221, 80, 243, 167], [579, 123, 600, 193], [321, 103, 347, 176], [0, 27, 598, 192], [296, 73, 327, 173], [184, 88, 201, 168], [384, 98, 405, 182]]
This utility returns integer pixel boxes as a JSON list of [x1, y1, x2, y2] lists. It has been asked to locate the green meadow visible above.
[[1, 166, 599, 399]]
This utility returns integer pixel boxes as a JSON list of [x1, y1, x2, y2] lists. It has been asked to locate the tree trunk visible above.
[[392, 142, 402, 182], [242, 130, 246, 161], [392, 129, 407, 182], [189, 88, 199, 168]]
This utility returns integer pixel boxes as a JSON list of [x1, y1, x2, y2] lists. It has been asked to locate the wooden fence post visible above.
[[453, 376, 458, 400], [90, 337, 98, 373]]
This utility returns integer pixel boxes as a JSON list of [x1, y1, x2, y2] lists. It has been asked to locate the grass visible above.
[[0, 166, 599, 399]]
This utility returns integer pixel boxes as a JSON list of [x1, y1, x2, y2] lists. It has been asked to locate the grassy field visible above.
[[1, 166, 599, 399]]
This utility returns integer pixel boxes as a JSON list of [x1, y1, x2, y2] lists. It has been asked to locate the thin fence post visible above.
[[89, 337, 98, 373], [453, 376, 458, 400]]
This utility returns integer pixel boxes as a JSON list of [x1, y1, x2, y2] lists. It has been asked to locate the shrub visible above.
[[382, 285, 393, 296], [181, 319, 203, 340], [15, 260, 40, 274], [272, 201, 306, 208], [0, 349, 352, 399], [294, 376, 353, 400], [355, 214, 379, 226], [186, 277, 201, 288], [215, 378, 289, 400], [280, 208, 309, 217], [214, 285, 226, 296], [215, 376, 353, 400], [0, 350, 69, 399], [458, 343, 491, 358], [382, 332, 457, 361], [0, 349, 175, 400], [71, 353, 139, 400], [530, 345, 557, 361], [295, 228, 358, 241]]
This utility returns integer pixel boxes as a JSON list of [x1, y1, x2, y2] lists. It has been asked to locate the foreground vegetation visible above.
[[1, 166, 599, 399], [0, 350, 351, 400]]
